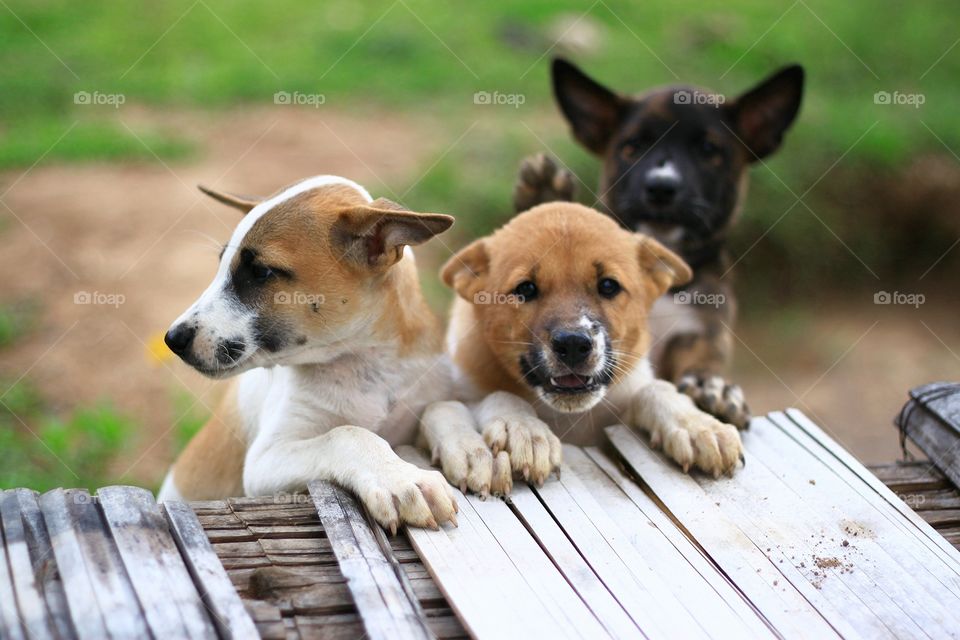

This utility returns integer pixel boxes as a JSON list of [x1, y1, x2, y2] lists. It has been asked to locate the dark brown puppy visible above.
[[514, 58, 804, 428]]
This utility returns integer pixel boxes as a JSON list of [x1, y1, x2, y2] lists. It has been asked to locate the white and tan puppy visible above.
[[421, 202, 743, 495], [158, 175, 459, 533]]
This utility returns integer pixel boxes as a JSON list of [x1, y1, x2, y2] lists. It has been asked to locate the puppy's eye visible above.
[[701, 139, 721, 157], [251, 264, 274, 282], [514, 280, 538, 302], [598, 277, 622, 298], [620, 144, 637, 161]]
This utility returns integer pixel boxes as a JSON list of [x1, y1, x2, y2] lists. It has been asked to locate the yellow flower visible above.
[[146, 330, 174, 365]]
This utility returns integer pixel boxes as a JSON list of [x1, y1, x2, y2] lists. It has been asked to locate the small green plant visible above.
[[171, 389, 209, 453], [0, 302, 37, 348], [0, 381, 138, 491]]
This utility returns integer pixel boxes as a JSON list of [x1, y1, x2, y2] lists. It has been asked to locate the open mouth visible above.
[[545, 373, 600, 394]]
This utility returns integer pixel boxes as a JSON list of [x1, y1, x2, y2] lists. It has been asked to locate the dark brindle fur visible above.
[[514, 58, 804, 428]]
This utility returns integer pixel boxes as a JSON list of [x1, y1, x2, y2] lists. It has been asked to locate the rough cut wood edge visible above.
[[97, 486, 217, 639], [899, 388, 960, 490], [777, 409, 960, 573], [162, 500, 260, 640], [0, 489, 55, 640], [308, 481, 433, 640]]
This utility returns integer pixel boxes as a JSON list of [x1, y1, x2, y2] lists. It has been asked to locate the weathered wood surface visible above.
[[308, 480, 432, 640], [4, 407, 960, 640], [897, 382, 960, 489], [163, 499, 261, 640], [0, 486, 255, 640]]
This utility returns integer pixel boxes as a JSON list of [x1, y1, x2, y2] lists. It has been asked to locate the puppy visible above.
[[514, 58, 804, 428], [420, 202, 742, 493], [158, 175, 459, 533]]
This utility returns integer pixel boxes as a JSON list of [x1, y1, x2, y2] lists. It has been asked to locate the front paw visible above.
[[649, 410, 743, 478], [677, 372, 751, 429], [482, 414, 562, 486], [358, 463, 459, 535], [430, 429, 501, 498], [513, 153, 577, 213]]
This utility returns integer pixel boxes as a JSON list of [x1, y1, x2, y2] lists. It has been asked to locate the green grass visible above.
[[1, 0, 957, 290], [2, 0, 959, 168], [0, 381, 139, 491]]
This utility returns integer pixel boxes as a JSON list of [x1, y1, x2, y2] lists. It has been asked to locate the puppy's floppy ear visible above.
[[334, 198, 454, 269], [729, 64, 804, 161], [552, 57, 624, 155], [197, 184, 263, 214], [441, 239, 489, 302], [637, 235, 692, 296]]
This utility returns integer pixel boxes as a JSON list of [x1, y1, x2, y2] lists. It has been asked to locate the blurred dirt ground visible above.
[[0, 106, 955, 488]]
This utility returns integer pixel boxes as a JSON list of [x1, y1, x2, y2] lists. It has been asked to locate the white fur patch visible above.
[[646, 161, 681, 183]]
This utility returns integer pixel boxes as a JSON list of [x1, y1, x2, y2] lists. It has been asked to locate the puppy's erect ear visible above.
[[729, 64, 804, 161], [637, 235, 693, 296], [334, 198, 454, 269], [552, 57, 625, 155], [440, 239, 489, 302], [197, 184, 263, 214]]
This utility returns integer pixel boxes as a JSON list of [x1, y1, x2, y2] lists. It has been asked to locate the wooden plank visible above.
[[396, 446, 581, 639], [768, 413, 960, 596], [0, 514, 27, 640], [778, 409, 960, 574], [37, 489, 114, 639], [706, 419, 945, 638], [467, 483, 614, 639], [162, 500, 260, 640], [98, 486, 217, 639], [0, 490, 56, 639], [869, 462, 950, 491], [900, 388, 960, 489], [533, 445, 746, 640], [507, 484, 643, 640], [308, 481, 432, 640], [7, 489, 75, 639], [606, 425, 842, 639], [581, 448, 778, 640]]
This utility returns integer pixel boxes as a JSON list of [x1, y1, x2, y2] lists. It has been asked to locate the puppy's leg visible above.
[[420, 401, 505, 497], [626, 380, 743, 478], [244, 426, 458, 534], [513, 153, 577, 213], [472, 391, 562, 486], [660, 279, 751, 429]]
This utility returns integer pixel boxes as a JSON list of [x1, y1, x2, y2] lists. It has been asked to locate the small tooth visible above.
[[550, 378, 559, 385]]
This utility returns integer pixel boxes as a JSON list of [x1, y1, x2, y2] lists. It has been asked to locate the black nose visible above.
[[164, 324, 196, 356], [551, 330, 593, 367], [645, 173, 680, 206]]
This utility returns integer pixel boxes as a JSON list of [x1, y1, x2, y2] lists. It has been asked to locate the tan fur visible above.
[[442, 202, 687, 409], [171, 382, 246, 499], [166, 180, 453, 507]]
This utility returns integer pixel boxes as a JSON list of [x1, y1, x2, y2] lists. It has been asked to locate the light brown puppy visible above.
[[421, 202, 742, 491]]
